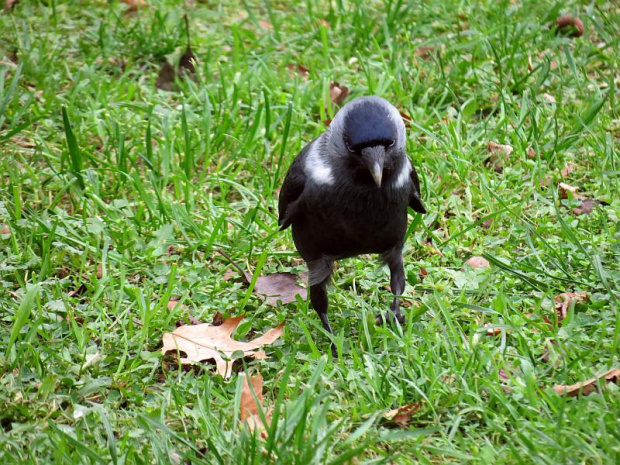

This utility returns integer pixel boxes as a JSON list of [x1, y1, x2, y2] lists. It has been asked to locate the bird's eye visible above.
[[346, 143, 355, 153], [388, 140, 396, 147]]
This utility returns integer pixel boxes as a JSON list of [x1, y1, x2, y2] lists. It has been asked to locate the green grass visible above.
[[1, 0, 619, 463]]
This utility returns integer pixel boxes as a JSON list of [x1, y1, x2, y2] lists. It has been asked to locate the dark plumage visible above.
[[278, 96, 426, 356]]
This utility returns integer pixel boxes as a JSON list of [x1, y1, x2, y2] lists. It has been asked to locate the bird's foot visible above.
[[375, 311, 405, 326]]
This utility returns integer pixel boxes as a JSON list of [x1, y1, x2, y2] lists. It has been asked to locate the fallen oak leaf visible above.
[[553, 368, 620, 397], [560, 162, 575, 177], [486, 141, 513, 172], [217, 249, 307, 305], [120, 0, 147, 12], [572, 198, 600, 216], [463, 256, 490, 270], [245, 272, 307, 306], [329, 82, 349, 105], [558, 182, 580, 200], [286, 64, 310, 81], [554, 291, 587, 323], [382, 403, 421, 428], [4, 0, 18, 10], [240, 373, 263, 422], [161, 316, 284, 378], [240, 373, 272, 437]]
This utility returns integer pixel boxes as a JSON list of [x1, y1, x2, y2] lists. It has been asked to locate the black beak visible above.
[[360, 146, 385, 187]]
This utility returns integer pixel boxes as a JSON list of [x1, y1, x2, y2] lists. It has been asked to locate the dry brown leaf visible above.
[[240, 373, 263, 421], [553, 368, 619, 397], [329, 82, 349, 105], [167, 296, 183, 311], [212, 311, 224, 326], [554, 291, 587, 323], [573, 198, 600, 216], [526, 147, 536, 159], [244, 271, 307, 306], [558, 182, 580, 200], [258, 20, 272, 29], [383, 403, 421, 428], [486, 141, 513, 171], [155, 61, 176, 91], [96, 263, 104, 279], [240, 373, 272, 437], [414, 46, 434, 60], [161, 316, 284, 378], [560, 162, 575, 177], [464, 256, 490, 270], [286, 64, 309, 81], [484, 324, 507, 336], [120, 0, 147, 12], [554, 16, 584, 38], [4, 0, 18, 10]]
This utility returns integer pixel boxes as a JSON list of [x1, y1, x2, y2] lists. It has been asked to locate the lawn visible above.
[[1, 0, 619, 463]]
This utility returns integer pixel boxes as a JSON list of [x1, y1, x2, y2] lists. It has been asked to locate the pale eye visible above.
[[346, 143, 355, 153], [388, 140, 396, 147]]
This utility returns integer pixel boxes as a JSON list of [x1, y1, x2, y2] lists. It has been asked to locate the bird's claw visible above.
[[375, 311, 405, 326]]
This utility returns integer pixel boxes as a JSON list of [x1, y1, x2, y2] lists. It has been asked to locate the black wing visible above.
[[408, 164, 427, 214], [278, 142, 312, 230]]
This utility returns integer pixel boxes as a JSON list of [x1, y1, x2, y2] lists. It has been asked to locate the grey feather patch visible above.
[[307, 256, 334, 286]]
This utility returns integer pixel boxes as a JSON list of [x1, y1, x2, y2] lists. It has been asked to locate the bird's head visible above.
[[327, 96, 406, 188]]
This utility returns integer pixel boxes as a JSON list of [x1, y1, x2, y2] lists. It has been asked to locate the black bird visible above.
[[278, 96, 426, 355]]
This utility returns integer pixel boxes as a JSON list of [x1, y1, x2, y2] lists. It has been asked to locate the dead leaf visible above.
[[155, 61, 176, 91], [120, 0, 147, 12], [482, 218, 493, 229], [212, 311, 224, 326], [286, 64, 309, 81], [4, 0, 18, 10], [554, 16, 584, 38], [573, 198, 600, 216], [486, 141, 513, 172], [161, 316, 284, 378], [554, 291, 587, 323], [217, 249, 306, 305], [399, 110, 413, 128], [168, 296, 183, 311], [463, 256, 490, 270], [259, 20, 272, 29], [484, 325, 506, 336], [526, 147, 536, 159], [245, 271, 307, 306], [323, 119, 332, 127], [383, 403, 421, 428], [414, 46, 434, 60], [240, 373, 263, 421], [558, 182, 580, 199], [560, 162, 575, 177], [96, 263, 104, 279], [329, 82, 349, 105], [240, 373, 272, 436], [553, 368, 619, 397], [1, 224, 10, 236], [178, 15, 197, 80]]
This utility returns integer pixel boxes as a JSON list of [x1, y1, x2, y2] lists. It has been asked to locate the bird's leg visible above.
[[377, 248, 406, 325], [308, 257, 337, 357]]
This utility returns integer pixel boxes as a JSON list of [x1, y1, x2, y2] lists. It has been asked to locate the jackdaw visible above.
[[278, 96, 426, 356]]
